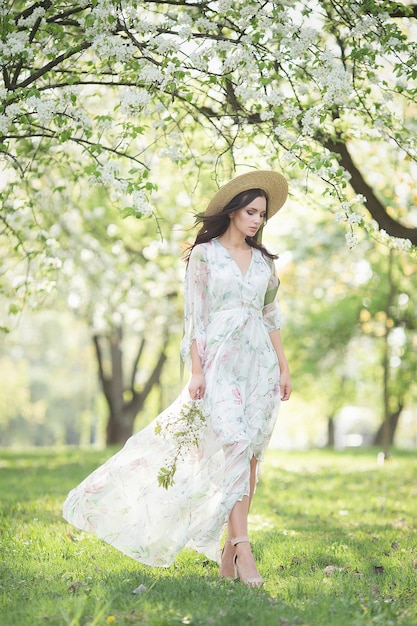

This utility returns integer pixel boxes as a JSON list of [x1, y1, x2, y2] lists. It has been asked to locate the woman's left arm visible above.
[[269, 329, 292, 401]]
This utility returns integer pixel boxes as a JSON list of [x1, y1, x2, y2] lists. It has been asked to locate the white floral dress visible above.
[[63, 239, 282, 567]]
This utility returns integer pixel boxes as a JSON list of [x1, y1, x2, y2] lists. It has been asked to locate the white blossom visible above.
[[96, 161, 119, 186], [194, 17, 214, 33], [131, 190, 153, 217], [139, 65, 164, 85], [152, 35, 175, 56], [345, 232, 358, 248], [120, 89, 152, 115], [189, 51, 209, 72], [284, 27, 318, 59], [347, 212, 362, 225], [391, 237, 412, 251], [353, 194, 367, 204], [26, 96, 55, 126], [301, 108, 320, 137], [17, 6, 46, 28], [0, 113, 10, 134], [350, 15, 379, 38], [266, 90, 284, 107], [0, 31, 31, 58], [91, 33, 136, 63], [217, 0, 234, 11], [260, 110, 275, 121], [44, 257, 63, 270]]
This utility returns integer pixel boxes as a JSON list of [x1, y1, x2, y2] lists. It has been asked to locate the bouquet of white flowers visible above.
[[155, 399, 207, 489]]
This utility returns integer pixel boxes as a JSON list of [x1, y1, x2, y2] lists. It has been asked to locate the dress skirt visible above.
[[63, 240, 282, 566]]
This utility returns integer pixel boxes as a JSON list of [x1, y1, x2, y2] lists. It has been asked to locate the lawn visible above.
[[0, 447, 416, 626]]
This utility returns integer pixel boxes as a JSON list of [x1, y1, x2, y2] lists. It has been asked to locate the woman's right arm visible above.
[[180, 245, 209, 399], [189, 340, 206, 399]]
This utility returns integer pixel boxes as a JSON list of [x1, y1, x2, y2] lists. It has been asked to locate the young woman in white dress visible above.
[[63, 170, 292, 587]]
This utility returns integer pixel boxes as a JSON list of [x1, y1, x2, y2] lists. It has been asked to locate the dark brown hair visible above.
[[185, 188, 278, 262]]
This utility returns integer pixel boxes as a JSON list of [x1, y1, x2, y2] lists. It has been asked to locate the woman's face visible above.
[[229, 195, 267, 238]]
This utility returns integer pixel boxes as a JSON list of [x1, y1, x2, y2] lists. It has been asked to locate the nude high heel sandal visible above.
[[231, 536, 263, 587]]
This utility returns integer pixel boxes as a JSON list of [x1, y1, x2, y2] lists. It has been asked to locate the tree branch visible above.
[[13, 41, 91, 90], [130, 337, 146, 390], [325, 136, 417, 245], [127, 328, 170, 415]]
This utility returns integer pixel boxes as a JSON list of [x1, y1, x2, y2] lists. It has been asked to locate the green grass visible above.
[[1, 447, 416, 626]]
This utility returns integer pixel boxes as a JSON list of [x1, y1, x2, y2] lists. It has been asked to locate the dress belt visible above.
[[209, 308, 262, 320]]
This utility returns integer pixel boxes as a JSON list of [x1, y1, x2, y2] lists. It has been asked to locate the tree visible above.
[[51, 185, 185, 444], [358, 247, 417, 454], [267, 186, 417, 451], [1, 1, 417, 327], [2, 1, 417, 447]]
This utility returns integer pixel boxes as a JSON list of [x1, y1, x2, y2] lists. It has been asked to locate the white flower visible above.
[[334, 211, 345, 223], [0, 113, 10, 134], [390, 237, 412, 251], [139, 65, 163, 85], [340, 201, 352, 211], [91, 33, 135, 63], [266, 90, 284, 107], [131, 190, 153, 217], [218, 0, 234, 11], [17, 6, 46, 28], [301, 108, 320, 137], [120, 89, 151, 115], [194, 17, 214, 32], [26, 96, 56, 126], [155, 398, 207, 489], [353, 194, 367, 204], [347, 212, 362, 225], [1, 31, 30, 57], [345, 232, 358, 248], [260, 110, 275, 121], [97, 161, 119, 186], [153, 35, 175, 56]]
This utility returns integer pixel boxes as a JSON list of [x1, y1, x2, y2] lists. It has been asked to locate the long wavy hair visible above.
[[184, 188, 278, 262]]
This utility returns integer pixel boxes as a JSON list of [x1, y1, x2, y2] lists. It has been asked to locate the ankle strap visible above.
[[231, 535, 250, 546]]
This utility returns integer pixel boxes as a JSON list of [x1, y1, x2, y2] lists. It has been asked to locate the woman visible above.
[[63, 170, 291, 587]]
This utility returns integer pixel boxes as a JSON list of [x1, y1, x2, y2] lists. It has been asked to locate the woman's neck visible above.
[[218, 232, 249, 249]]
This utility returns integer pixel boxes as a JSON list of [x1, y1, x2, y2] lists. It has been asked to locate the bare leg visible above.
[[221, 457, 261, 582], [249, 455, 258, 506], [219, 520, 235, 578]]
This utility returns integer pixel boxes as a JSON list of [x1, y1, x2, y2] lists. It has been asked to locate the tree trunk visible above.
[[106, 404, 142, 445], [327, 416, 335, 448], [93, 326, 170, 445], [373, 406, 403, 447], [380, 250, 396, 459]]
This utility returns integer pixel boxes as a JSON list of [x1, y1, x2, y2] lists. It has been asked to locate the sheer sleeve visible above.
[[262, 258, 282, 333], [180, 245, 209, 364]]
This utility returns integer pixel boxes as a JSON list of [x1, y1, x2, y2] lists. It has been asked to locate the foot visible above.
[[232, 537, 263, 587], [219, 539, 235, 579]]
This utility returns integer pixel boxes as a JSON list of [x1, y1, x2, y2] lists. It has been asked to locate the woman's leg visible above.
[[219, 520, 235, 578], [220, 457, 261, 580]]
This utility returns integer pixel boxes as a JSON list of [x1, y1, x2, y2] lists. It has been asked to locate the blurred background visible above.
[[1, 2, 416, 456], [1, 169, 416, 454]]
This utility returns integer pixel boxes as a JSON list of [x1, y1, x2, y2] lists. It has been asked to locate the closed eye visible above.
[[247, 210, 266, 218]]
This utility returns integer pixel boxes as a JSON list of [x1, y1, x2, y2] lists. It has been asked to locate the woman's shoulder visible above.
[[253, 246, 274, 266], [189, 240, 215, 260]]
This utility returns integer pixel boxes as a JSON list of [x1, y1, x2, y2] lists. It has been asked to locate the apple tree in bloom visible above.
[[1, 1, 417, 263], [1, 0, 417, 443]]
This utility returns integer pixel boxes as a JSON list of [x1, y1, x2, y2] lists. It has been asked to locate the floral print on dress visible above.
[[63, 239, 282, 567]]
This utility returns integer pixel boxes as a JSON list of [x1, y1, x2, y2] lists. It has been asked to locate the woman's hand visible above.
[[280, 370, 292, 401], [189, 373, 206, 400]]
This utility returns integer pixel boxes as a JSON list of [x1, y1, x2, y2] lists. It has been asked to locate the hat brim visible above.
[[204, 170, 288, 218]]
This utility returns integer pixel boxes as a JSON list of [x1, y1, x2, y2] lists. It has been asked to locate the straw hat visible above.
[[204, 170, 288, 218]]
